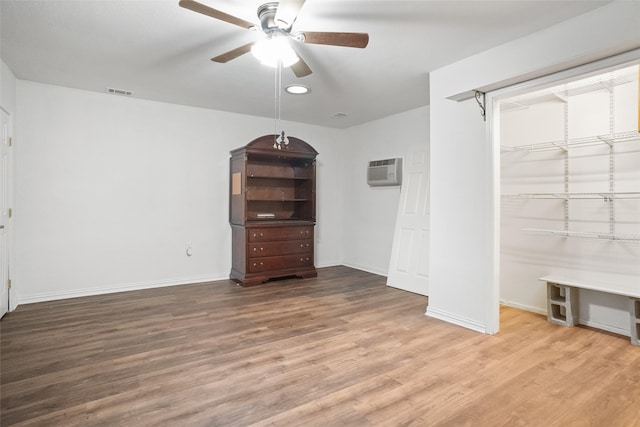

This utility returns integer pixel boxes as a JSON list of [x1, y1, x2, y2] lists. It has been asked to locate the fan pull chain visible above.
[[273, 59, 288, 149], [274, 60, 279, 148]]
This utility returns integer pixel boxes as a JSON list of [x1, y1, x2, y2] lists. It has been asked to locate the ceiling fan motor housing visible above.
[[258, 2, 280, 31]]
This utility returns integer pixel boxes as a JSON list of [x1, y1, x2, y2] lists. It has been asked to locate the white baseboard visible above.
[[500, 300, 546, 315], [14, 265, 376, 308], [579, 318, 630, 337], [341, 262, 387, 277], [499, 300, 630, 337], [16, 273, 229, 307], [425, 306, 487, 334]]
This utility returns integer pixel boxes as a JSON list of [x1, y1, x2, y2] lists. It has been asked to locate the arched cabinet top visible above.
[[231, 134, 318, 159]]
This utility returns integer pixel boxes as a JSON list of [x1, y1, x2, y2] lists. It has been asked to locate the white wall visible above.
[[341, 106, 429, 275], [1, 60, 17, 113], [428, 1, 640, 333], [14, 81, 344, 304]]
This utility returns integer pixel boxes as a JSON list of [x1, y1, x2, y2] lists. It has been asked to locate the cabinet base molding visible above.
[[230, 267, 317, 287]]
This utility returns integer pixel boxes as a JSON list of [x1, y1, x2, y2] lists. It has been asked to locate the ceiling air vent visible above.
[[106, 87, 133, 96]]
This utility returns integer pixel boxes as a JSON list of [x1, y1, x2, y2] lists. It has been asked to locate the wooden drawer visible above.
[[248, 226, 313, 242], [249, 240, 312, 258], [248, 254, 313, 273]]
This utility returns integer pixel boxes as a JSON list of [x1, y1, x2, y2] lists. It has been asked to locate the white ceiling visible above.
[[1, 0, 612, 128]]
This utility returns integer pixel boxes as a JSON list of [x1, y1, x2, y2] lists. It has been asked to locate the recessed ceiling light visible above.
[[285, 84, 310, 95]]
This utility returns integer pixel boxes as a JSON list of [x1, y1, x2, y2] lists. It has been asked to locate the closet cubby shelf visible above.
[[501, 130, 640, 153], [501, 70, 636, 111], [502, 192, 640, 200], [523, 228, 640, 242]]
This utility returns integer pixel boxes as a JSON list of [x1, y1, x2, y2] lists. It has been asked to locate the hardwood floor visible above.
[[1, 266, 639, 426]]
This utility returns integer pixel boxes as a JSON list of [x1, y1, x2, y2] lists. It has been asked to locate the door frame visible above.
[[486, 48, 640, 333], [1, 106, 13, 315]]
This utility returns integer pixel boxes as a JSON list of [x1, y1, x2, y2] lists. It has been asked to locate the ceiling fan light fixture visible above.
[[251, 36, 299, 68]]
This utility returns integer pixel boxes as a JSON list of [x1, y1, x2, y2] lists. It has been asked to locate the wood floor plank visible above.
[[2, 266, 639, 426]]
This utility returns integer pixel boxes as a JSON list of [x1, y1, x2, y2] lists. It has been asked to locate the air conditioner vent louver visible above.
[[367, 158, 402, 186], [370, 159, 395, 167]]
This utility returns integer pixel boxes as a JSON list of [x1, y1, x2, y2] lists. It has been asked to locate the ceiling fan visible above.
[[178, 0, 369, 77]]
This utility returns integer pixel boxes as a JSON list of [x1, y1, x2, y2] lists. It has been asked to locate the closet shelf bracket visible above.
[[474, 91, 486, 121]]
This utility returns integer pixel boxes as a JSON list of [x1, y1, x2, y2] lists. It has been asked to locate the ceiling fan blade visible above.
[[211, 42, 254, 63], [179, 0, 254, 29], [291, 55, 312, 78], [301, 31, 369, 49], [275, 0, 306, 29]]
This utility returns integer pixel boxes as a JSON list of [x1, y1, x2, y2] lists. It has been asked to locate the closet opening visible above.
[[492, 56, 640, 339]]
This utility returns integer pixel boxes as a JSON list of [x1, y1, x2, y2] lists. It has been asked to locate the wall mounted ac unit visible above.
[[367, 158, 402, 186]]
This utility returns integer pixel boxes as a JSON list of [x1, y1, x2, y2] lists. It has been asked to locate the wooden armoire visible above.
[[229, 135, 318, 286]]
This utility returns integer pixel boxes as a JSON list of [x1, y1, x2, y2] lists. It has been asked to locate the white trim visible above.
[[579, 318, 630, 337], [425, 306, 487, 334], [485, 92, 501, 335], [314, 261, 342, 269], [341, 262, 388, 277], [500, 300, 546, 316], [16, 274, 229, 306], [501, 301, 630, 336], [488, 48, 640, 103]]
